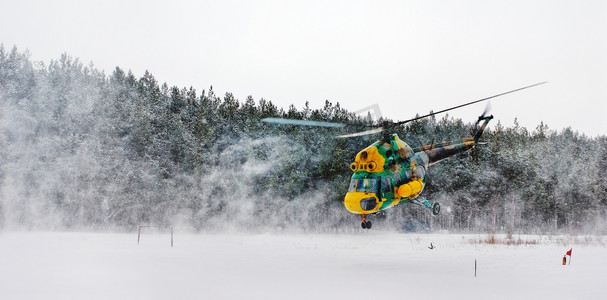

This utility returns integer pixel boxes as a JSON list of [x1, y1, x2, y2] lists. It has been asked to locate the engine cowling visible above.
[[397, 179, 424, 198], [351, 146, 385, 173]]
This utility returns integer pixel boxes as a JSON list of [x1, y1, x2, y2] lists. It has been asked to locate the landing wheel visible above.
[[432, 202, 441, 216], [361, 221, 372, 229], [360, 214, 372, 229]]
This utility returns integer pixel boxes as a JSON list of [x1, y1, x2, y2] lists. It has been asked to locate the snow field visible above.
[[0, 231, 605, 300]]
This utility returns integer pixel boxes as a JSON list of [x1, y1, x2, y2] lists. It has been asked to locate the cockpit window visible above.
[[361, 179, 378, 193], [348, 178, 378, 194], [348, 178, 357, 192]]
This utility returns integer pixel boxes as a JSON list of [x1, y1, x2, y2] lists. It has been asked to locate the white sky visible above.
[[2, 0, 606, 136]]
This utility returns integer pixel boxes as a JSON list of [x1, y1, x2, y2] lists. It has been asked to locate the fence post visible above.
[[137, 225, 171, 246]]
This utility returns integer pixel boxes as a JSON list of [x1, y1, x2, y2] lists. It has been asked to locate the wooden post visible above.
[[137, 225, 158, 245], [475, 259, 477, 277], [171, 227, 174, 247]]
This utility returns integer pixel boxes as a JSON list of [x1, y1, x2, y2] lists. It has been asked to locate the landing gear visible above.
[[431, 202, 441, 215], [361, 221, 372, 229], [414, 198, 441, 216], [361, 214, 372, 230]]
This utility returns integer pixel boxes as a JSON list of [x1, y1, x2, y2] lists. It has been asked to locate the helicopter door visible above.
[[380, 176, 392, 198], [381, 177, 392, 192]]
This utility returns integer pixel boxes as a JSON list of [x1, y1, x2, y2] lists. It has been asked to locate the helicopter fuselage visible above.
[[344, 134, 429, 214], [344, 116, 492, 217]]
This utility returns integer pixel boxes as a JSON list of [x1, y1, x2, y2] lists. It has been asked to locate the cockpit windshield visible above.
[[348, 178, 378, 194]]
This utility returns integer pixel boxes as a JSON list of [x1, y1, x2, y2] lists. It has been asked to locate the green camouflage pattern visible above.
[[345, 116, 494, 213]]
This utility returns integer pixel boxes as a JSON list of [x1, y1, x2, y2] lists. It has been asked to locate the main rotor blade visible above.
[[261, 118, 346, 128], [336, 128, 385, 138], [395, 82, 547, 126]]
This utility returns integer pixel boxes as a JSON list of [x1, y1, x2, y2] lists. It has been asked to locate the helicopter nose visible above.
[[344, 192, 379, 214]]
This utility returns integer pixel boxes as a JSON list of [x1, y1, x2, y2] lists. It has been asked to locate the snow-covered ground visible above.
[[0, 231, 605, 300]]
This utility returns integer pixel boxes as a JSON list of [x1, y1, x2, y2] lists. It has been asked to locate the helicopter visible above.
[[262, 82, 546, 229]]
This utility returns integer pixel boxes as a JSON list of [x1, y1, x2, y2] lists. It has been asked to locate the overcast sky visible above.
[[2, 0, 606, 136]]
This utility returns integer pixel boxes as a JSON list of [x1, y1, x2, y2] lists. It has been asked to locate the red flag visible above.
[[566, 248, 572, 256]]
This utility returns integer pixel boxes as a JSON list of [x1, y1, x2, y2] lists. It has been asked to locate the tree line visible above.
[[1, 45, 606, 233]]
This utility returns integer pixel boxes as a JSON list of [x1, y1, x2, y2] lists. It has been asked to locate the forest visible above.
[[1, 45, 606, 233]]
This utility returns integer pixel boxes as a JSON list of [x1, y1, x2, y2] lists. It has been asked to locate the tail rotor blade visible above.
[[481, 101, 492, 119]]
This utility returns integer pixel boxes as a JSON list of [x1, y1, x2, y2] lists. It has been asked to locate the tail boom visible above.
[[415, 115, 494, 165]]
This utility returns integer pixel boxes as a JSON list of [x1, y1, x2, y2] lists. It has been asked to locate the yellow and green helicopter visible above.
[[263, 83, 545, 229]]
